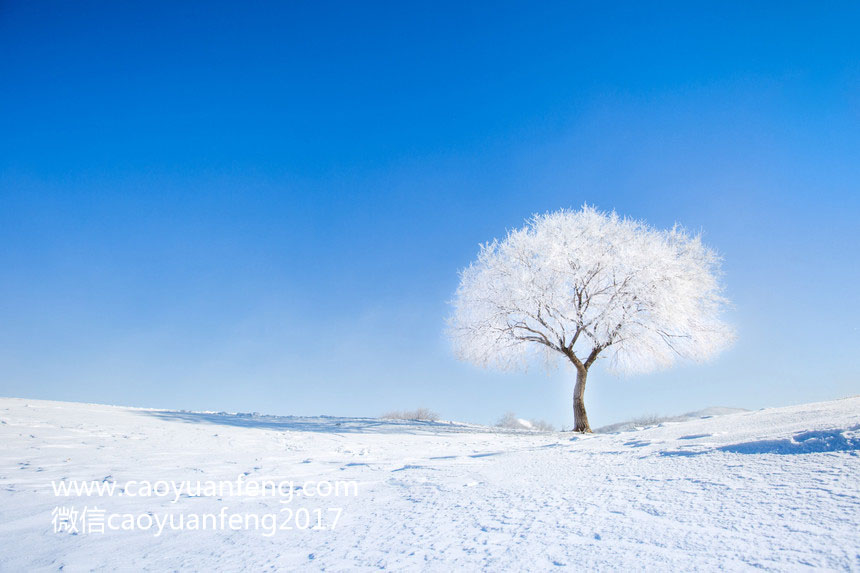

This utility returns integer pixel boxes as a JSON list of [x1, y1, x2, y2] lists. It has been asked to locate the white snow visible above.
[[1, 396, 859, 570], [594, 406, 751, 433]]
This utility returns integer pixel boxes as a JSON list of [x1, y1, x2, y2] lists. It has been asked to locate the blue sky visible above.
[[1, 1, 858, 427]]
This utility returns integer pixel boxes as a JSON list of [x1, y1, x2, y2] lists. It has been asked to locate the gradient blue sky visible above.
[[2, 1, 858, 427]]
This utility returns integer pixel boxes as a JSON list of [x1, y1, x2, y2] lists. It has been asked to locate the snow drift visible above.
[[1, 395, 858, 570]]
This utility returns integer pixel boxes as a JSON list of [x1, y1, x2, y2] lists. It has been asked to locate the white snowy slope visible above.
[[1, 396, 858, 571], [594, 407, 751, 433]]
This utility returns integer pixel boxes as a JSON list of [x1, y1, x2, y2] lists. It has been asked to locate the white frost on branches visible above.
[[448, 206, 734, 374]]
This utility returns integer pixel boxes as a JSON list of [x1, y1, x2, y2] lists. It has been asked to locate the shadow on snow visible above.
[[138, 409, 507, 435], [661, 426, 860, 456]]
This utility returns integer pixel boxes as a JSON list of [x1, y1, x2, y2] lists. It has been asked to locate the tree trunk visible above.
[[573, 367, 592, 433]]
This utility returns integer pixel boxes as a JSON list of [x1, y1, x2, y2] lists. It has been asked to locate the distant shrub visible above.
[[496, 412, 555, 432], [496, 412, 522, 429], [594, 413, 669, 433], [381, 408, 440, 422], [629, 414, 663, 427], [530, 419, 556, 432]]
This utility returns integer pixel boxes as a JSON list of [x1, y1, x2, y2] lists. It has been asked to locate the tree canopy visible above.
[[449, 206, 734, 377]]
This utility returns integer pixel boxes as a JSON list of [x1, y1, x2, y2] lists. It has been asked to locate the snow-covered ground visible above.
[[1, 396, 858, 571]]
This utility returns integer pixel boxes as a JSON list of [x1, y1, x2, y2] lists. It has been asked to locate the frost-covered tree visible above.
[[448, 206, 734, 432]]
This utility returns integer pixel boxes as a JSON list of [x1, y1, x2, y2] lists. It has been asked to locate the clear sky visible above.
[[2, 1, 858, 427]]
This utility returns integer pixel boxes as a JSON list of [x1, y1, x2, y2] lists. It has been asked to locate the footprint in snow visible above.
[[679, 433, 712, 440], [469, 451, 503, 458], [392, 465, 424, 472]]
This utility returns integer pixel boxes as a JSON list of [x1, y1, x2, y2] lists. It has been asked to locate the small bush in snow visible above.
[[629, 414, 663, 427], [381, 408, 440, 422], [496, 412, 555, 432], [530, 419, 556, 432], [496, 412, 522, 429], [594, 413, 670, 433]]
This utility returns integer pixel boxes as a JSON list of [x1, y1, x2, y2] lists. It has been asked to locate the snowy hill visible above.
[[1, 396, 858, 570], [594, 406, 750, 433]]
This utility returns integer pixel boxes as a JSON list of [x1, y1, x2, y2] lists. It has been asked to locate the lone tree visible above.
[[448, 206, 734, 432]]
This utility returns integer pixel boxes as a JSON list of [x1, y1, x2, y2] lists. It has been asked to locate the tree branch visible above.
[[583, 345, 603, 370]]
